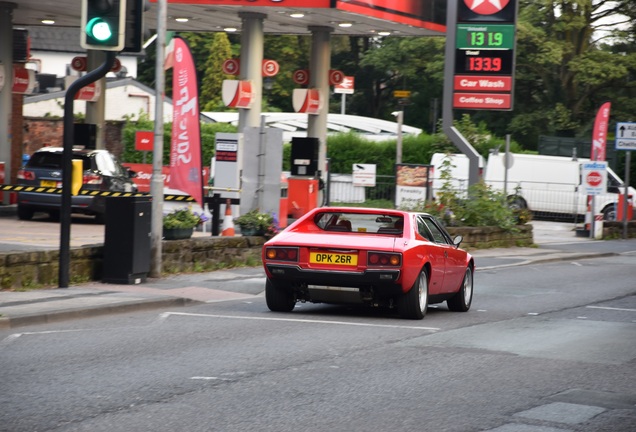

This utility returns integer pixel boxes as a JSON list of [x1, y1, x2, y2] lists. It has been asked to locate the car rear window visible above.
[[314, 211, 403, 234], [26, 152, 63, 168], [27, 152, 93, 171]]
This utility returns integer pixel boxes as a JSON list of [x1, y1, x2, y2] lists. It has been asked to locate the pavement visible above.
[[1, 216, 635, 329]]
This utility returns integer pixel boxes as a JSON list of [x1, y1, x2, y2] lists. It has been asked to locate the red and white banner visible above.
[[292, 88, 322, 114], [591, 102, 611, 161], [222, 80, 253, 108], [123, 163, 210, 193], [75, 82, 101, 102], [12, 66, 36, 94], [170, 37, 203, 206], [222, 58, 240, 75], [292, 69, 309, 85], [262, 59, 279, 77]]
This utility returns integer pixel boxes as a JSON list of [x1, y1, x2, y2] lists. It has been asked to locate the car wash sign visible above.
[[453, 0, 518, 110], [581, 161, 607, 196]]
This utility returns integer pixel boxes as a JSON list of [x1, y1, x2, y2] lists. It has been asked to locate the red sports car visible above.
[[262, 207, 474, 320]]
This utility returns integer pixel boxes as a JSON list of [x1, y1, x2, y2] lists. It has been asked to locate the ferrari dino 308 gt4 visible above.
[[262, 207, 474, 320]]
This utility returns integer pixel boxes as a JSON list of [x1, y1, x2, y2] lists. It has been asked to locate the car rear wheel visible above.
[[398, 268, 428, 320], [447, 267, 473, 312], [17, 205, 34, 221], [265, 278, 296, 312]]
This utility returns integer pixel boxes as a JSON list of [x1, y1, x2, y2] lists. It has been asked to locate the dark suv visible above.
[[16, 147, 137, 222]]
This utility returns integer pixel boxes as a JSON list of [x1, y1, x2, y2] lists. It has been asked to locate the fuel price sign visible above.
[[453, 0, 518, 111], [456, 24, 515, 49], [455, 49, 514, 75]]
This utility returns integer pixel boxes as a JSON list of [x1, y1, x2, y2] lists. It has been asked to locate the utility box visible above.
[[290, 137, 319, 176], [102, 196, 151, 284], [288, 177, 319, 220]]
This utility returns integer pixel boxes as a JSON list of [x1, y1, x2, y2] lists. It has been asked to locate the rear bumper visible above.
[[17, 192, 97, 214], [265, 263, 402, 292]]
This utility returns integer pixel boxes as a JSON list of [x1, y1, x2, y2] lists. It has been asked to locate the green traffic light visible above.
[[86, 17, 113, 42]]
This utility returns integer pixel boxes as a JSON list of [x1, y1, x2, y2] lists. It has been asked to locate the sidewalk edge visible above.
[[0, 297, 200, 329]]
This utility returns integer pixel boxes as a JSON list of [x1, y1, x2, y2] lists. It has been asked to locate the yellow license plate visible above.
[[310, 252, 358, 266], [40, 180, 58, 187]]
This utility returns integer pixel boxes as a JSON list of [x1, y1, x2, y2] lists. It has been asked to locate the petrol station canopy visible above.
[[12, 0, 447, 37]]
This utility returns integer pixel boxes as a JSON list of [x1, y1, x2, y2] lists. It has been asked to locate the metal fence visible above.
[[328, 174, 620, 223], [328, 173, 396, 204]]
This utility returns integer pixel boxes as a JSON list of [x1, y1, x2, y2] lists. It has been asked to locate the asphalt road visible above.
[[1, 254, 634, 432]]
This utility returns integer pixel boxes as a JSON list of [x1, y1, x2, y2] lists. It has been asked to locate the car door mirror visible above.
[[453, 235, 463, 247]]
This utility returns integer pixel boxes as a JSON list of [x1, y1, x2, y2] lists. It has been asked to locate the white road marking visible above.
[[587, 306, 636, 312], [161, 311, 440, 331], [190, 376, 231, 381], [0, 329, 88, 348]]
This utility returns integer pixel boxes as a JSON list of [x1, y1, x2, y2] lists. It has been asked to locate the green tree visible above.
[[508, 0, 636, 148], [200, 32, 233, 112]]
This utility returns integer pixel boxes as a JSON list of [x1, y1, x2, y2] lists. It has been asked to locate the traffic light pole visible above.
[[59, 51, 117, 288]]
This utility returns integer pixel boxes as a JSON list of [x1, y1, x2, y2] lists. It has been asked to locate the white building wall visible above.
[[24, 84, 173, 122], [26, 51, 138, 78]]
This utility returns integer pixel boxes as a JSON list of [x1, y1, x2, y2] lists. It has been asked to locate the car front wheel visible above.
[[447, 267, 473, 312], [398, 268, 428, 320], [265, 278, 296, 312], [17, 205, 34, 221]]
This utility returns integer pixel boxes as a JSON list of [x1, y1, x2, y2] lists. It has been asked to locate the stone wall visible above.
[[0, 236, 265, 290], [0, 226, 532, 290], [603, 221, 636, 239], [446, 224, 534, 250]]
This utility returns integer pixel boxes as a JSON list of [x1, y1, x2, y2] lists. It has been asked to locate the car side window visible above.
[[95, 152, 123, 176], [421, 217, 448, 244], [416, 217, 434, 242]]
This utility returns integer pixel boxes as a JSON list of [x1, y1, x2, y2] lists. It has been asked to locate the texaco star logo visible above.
[[464, 0, 510, 15]]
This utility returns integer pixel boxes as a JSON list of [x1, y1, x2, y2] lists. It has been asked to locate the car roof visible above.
[[313, 207, 431, 217], [34, 147, 108, 156]]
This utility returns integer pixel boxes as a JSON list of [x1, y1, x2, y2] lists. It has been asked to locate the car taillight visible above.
[[83, 173, 103, 185], [17, 169, 35, 180], [368, 251, 401, 267], [265, 247, 299, 262]]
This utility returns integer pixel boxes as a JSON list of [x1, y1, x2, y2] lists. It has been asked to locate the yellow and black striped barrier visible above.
[[0, 184, 195, 201]]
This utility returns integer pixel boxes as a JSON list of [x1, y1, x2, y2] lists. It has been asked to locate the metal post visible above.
[[504, 134, 510, 196], [441, 0, 481, 186], [395, 110, 403, 164], [0, 2, 15, 205], [624, 151, 631, 240], [60, 51, 116, 288], [149, 0, 167, 278]]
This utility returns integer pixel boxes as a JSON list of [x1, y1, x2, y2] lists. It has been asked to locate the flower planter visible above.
[[239, 227, 264, 236], [163, 227, 194, 240]]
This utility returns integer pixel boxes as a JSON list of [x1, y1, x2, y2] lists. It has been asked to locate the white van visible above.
[[430, 152, 634, 220], [430, 153, 484, 199], [484, 153, 635, 220]]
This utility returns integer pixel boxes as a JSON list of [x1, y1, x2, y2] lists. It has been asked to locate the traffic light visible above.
[[81, 0, 126, 51], [122, 0, 147, 53]]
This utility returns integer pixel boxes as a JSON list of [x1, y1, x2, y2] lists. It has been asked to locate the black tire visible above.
[[265, 278, 296, 312], [602, 206, 617, 222], [397, 268, 428, 320], [447, 267, 474, 312], [48, 210, 60, 222], [94, 213, 106, 224], [17, 205, 34, 221], [507, 196, 527, 211]]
